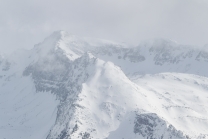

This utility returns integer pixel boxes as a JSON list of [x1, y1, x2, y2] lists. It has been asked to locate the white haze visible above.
[[0, 0, 208, 53]]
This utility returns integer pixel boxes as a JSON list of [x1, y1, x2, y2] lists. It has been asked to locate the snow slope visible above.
[[130, 73, 208, 138], [0, 31, 208, 139], [0, 51, 59, 139]]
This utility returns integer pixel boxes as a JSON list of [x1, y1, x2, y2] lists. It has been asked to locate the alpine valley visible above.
[[0, 31, 208, 139]]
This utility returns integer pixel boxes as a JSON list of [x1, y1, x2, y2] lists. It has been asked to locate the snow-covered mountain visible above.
[[0, 31, 208, 139]]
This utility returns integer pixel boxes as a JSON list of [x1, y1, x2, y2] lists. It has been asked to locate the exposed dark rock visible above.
[[134, 113, 186, 139]]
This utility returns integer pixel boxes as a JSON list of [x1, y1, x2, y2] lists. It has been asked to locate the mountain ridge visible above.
[[0, 31, 207, 139]]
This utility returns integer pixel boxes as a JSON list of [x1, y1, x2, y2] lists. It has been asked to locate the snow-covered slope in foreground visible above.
[[0, 31, 208, 139]]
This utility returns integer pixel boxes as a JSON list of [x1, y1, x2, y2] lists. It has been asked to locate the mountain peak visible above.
[[31, 31, 70, 59], [51, 30, 69, 38]]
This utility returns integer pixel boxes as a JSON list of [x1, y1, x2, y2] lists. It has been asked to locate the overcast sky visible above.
[[1, 0, 208, 53]]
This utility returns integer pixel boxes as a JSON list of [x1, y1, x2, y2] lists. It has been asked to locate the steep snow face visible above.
[[43, 54, 187, 139], [0, 31, 208, 139]]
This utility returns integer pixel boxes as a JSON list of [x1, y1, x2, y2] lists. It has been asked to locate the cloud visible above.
[[0, 0, 208, 53]]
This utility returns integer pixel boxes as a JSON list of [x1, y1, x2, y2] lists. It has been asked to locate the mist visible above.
[[1, 0, 208, 53]]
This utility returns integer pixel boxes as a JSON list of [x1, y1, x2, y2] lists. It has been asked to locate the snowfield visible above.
[[0, 31, 208, 139]]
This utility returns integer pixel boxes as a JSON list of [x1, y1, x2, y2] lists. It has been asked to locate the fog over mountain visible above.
[[0, 31, 208, 139], [1, 0, 208, 53]]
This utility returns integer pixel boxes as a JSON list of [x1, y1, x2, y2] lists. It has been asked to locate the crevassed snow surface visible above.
[[0, 31, 208, 139]]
